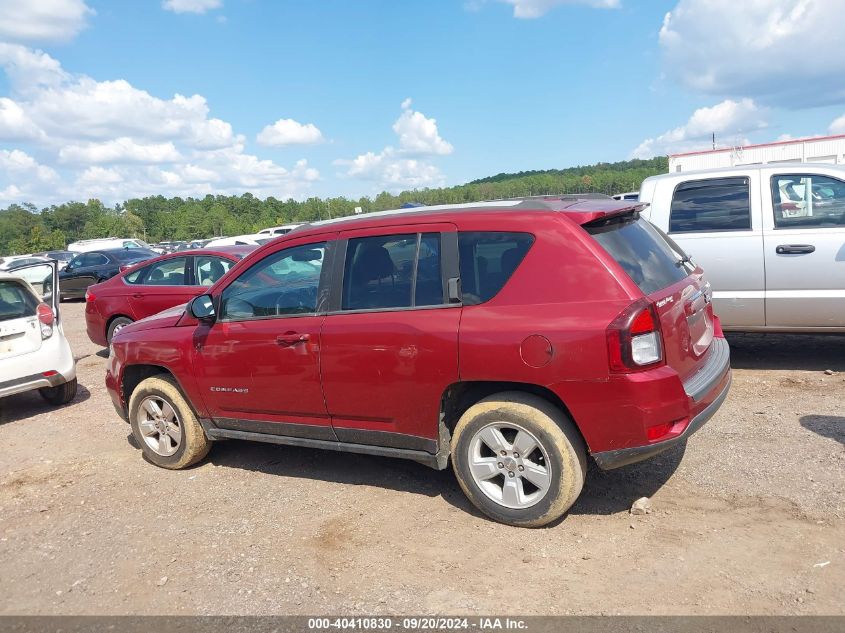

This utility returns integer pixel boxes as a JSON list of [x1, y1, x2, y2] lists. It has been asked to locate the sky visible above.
[[2, 0, 845, 207]]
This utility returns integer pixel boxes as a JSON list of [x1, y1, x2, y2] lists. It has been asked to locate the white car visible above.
[[205, 233, 276, 247], [639, 162, 845, 331], [67, 238, 155, 253], [0, 261, 77, 405], [258, 223, 303, 236]]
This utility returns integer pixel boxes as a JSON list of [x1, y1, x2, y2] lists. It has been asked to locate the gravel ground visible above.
[[0, 302, 842, 615]]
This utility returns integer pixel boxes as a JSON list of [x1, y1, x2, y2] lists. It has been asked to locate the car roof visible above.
[[288, 196, 645, 239], [645, 162, 845, 183]]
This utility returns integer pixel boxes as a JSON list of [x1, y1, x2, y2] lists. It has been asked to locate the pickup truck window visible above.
[[669, 177, 751, 233], [771, 174, 845, 229]]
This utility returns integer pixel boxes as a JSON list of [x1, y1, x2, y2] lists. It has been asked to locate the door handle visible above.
[[776, 244, 815, 255], [132, 293, 145, 299], [276, 332, 310, 346]]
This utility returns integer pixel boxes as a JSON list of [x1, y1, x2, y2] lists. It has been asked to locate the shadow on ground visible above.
[[727, 333, 845, 371], [0, 383, 91, 426], [800, 415, 845, 447], [197, 436, 685, 524]]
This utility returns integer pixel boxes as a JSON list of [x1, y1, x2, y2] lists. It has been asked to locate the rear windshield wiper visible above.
[[675, 254, 694, 268]]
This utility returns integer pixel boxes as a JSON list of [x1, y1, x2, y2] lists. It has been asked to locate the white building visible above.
[[668, 134, 845, 173]]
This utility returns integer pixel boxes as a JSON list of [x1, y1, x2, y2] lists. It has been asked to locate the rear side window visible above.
[[342, 233, 443, 311], [0, 281, 38, 322], [588, 216, 690, 295], [669, 177, 751, 232], [458, 232, 534, 306]]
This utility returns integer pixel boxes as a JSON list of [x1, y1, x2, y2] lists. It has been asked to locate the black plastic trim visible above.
[[205, 428, 442, 469], [214, 417, 337, 441], [683, 337, 731, 402], [333, 427, 437, 453]]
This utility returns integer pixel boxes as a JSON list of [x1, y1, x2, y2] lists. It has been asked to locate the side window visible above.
[[141, 257, 187, 286], [124, 266, 145, 284], [195, 256, 234, 286], [221, 242, 325, 321], [67, 254, 83, 269], [771, 174, 845, 228], [81, 253, 108, 267], [341, 233, 443, 311], [458, 232, 534, 306], [669, 177, 751, 233]]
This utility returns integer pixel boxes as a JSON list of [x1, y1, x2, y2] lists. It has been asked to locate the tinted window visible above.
[[669, 177, 751, 232], [588, 216, 691, 295], [0, 281, 38, 321], [342, 233, 443, 310], [771, 174, 845, 228], [458, 232, 534, 305], [195, 256, 234, 286], [81, 253, 109, 267], [141, 257, 187, 286], [221, 242, 325, 321]]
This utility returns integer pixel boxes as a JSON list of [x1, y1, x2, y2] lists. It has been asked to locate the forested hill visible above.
[[0, 156, 668, 255]]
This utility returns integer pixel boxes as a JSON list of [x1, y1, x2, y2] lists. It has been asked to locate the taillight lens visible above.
[[606, 299, 664, 372], [85, 289, 95, 302], [36, 303, 54, 339]]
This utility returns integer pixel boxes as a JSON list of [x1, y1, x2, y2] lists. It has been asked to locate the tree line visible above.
[[0, 157, 667, 255]]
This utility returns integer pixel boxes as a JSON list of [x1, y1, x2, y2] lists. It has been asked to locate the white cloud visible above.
[[336, 100, 452, 191], [829, 113, 845, 136], [631, 99, 767, 158], [660, 0, 845, 106], [393, 98, 453, 156], [0, 0, 94, 43], [0, 45, 320, 205], [257, 118, 324, 147], [501, 0, 619, 18], [162, 0, 222, 14], [59, 138, 182, 164], [0, 97, 44, 141]]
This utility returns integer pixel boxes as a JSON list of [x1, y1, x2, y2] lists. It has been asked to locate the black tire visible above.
[[451, 391, 587, 528], [38, 377, 78, 406], [128, 375, 211, 470], [107, 316, 133, 344]]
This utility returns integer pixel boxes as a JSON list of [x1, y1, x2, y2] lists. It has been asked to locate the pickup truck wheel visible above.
[[38, 378, 78, 406], [107, 316, 133, 344], [451, 392, 586, 528], [129, 375, 210, 470]]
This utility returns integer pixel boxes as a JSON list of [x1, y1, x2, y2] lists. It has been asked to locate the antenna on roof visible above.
[[712, 133, 716, 150]]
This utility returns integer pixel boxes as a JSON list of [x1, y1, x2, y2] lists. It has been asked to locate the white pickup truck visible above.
[[639, 163, 845, 331]]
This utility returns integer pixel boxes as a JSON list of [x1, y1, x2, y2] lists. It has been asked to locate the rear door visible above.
[[126, 256, 194, 318], [0, 261, 57, 364], [762, 170, 845, 328], [62, 252, 108, 297], [320, 224, 460, 448], [645, 174, 764, 328]]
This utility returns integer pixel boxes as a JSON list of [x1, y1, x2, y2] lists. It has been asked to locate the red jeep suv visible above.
[[106, 198, 731, 527]]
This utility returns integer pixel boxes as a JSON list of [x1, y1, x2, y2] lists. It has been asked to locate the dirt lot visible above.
[[0, 302, 843, 616]]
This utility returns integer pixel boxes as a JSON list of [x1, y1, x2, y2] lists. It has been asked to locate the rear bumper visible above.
[[0, 334, 76, 399], [592, 359, 731, 470], [85, 302, 108, 347]]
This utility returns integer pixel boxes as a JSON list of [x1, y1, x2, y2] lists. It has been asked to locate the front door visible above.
[[193, 239, 334, 439], [320, 225, 460, 451], [763, 171, 845, 328]]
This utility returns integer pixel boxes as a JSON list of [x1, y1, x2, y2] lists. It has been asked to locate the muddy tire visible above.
[[107, 316, 133, 344], [38, 378, 78, 406], [129, 375, 211, 469], [451, 391, 586, 528]]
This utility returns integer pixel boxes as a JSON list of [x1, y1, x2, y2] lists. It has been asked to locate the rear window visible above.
[[669, 177, 751, 232], [0, 281, 38, 322], [458, 232, 534, 305], [587, 215, 691, 295]]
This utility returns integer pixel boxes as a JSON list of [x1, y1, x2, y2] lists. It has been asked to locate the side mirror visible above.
[[189, 294, 216, 321]]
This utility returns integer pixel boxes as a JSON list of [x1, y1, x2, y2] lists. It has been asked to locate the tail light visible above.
[[606, 298, 664, 372], [85, 289, 95, 302], [36, 303, 54, 339]]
